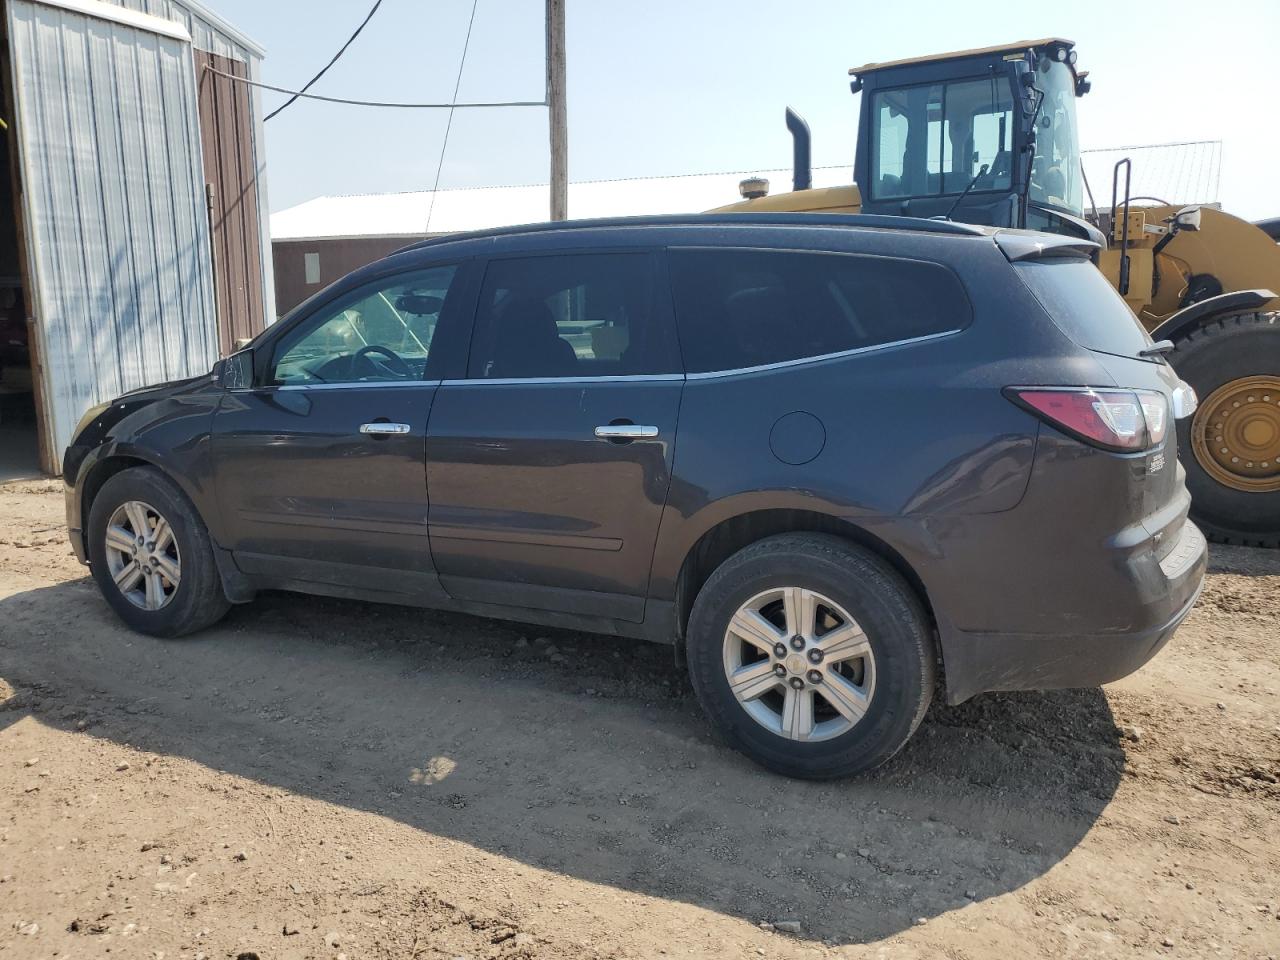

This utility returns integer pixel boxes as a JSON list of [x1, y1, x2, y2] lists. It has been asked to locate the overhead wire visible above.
[[206, 67, 544, 111], [425, 0, 481, 233], [265, 0, 385, 121]]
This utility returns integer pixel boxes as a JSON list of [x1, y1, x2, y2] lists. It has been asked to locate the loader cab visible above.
[[851, 39, 1092, 238]]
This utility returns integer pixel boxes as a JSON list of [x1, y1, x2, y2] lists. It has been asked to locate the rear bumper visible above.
[[938, 520, 1207, 703]]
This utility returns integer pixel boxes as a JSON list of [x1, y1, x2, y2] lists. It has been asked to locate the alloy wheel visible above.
[[721, 586, 876, 742], [103, 500, 181, 611]]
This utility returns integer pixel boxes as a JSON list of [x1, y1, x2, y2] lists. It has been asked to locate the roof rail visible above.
[[394, 212, 990, 254]]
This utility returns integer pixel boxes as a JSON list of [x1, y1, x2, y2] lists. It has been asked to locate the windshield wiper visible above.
[[1139, 339, 1175, 357], [942, 163, 989, 221]]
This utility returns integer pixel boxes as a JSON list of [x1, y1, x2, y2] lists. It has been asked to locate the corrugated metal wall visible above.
[[195, 50, 265, 354], [107, 0, 277, 329], [7, 0, 218, 467], [108, 0, 256, 64]]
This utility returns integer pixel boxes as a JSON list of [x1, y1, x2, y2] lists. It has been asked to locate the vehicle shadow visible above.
[[0, 578, 1124, 944]]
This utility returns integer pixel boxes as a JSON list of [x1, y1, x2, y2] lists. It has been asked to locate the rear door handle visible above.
[[594, 424, 659, 440], [360, 422, 411, 435]]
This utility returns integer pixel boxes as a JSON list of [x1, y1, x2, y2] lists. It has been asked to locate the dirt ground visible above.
[[0, 478, 1277, 960]]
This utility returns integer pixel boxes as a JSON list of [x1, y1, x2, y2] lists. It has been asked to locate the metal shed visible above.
[[0, 0, 273, 477]]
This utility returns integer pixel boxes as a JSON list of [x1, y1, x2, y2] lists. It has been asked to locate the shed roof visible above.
[[105, 0, 265, 61], [269, 165, 854, 242]]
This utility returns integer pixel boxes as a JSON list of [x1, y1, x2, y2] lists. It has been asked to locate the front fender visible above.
[[64, 388, 224, 559]]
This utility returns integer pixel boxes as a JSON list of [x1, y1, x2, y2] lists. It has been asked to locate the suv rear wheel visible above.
[[685, 533, 934, 779], [87, 466, 230, 637]]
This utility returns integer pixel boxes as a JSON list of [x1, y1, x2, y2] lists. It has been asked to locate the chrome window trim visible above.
[[235, 333, 961, 390], [440, 373, 685, 386], [238, 379, 444, 393], [684, 329, 964, 380]]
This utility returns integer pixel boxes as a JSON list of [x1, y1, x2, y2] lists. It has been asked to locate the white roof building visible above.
[[269, 165, 855, 242]]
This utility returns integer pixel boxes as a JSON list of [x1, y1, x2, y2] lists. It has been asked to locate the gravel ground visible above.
[[1, 478, 1277, 959]]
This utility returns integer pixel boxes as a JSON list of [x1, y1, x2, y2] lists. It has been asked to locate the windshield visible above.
[[1028, 59, 1083, 215]]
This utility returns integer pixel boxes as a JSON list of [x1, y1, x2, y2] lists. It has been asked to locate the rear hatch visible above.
[[1010, 254, 1190, 556]]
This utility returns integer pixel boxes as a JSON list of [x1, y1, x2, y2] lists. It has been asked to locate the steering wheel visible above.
[[350, 344, 413, 379]]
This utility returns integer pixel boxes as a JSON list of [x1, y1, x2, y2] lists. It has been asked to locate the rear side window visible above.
[[668, 248, 970, 373], [468, 253, 675, 378], [1014, 259, 1154, 359]]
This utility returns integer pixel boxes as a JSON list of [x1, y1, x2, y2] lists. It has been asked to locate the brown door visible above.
[[194, 51, 265, 355]]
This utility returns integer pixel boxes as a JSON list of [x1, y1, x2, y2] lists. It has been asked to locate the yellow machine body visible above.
[[1096, 205, 1280, 330], [712, 184, 861, 215]]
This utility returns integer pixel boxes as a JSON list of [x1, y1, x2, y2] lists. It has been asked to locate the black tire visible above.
[[1168, 312, 1280, 548], [86, 466, 231, 637], [685, 533, 935, 779]]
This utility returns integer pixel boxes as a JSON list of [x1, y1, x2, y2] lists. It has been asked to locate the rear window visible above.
[[668, 248, 970, 374], [1014, 258, 1155, 359]]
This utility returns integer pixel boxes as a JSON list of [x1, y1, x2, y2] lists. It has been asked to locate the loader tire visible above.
[[1169, 312, 1280, 548]]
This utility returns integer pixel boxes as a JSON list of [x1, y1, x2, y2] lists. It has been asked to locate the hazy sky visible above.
[[211, 0, 1280, 220]]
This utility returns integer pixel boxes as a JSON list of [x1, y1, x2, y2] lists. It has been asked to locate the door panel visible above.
[[426, 379, 682, 620], [213, 383, 442, 596], [424, 249, 683, 622], [209, 263, 466, 598]]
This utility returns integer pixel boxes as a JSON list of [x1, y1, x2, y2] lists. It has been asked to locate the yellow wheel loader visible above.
[[715, 39, 1280, 547]]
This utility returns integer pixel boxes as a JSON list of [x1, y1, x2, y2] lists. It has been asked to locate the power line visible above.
[[205, 66, 544, 110], [265, 0, 386, 121], [426, 0, 481, 232]]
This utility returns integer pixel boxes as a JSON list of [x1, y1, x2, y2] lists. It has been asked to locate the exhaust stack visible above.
[[786, 107, 812, 192]]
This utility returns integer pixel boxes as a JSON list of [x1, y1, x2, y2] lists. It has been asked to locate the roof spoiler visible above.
[[994, 232, 1100, 262]]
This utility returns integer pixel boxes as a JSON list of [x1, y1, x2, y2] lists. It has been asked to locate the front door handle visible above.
[[594, 424, 659, 440], [360, 422, 411, 435]]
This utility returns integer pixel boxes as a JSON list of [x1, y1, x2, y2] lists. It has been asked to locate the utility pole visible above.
[[546, 0, 567, 221]]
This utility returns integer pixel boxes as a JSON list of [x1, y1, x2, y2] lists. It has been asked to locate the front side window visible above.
[[668, 249, 970, 374], [1028, 59, 1083, 215], [270, 265, 456, 385], [468, 253, 673, 378], [871, 78, 1014, 199]]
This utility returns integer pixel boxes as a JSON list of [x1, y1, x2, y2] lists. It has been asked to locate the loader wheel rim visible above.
[[1191, 376, 1280, 493]]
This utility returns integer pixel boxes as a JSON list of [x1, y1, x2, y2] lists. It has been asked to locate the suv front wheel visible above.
[[86, 466, 231, 637], [686, 533, 935, 779]]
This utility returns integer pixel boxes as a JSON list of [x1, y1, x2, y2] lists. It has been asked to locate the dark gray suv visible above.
[[63, 214, 1206, 778]]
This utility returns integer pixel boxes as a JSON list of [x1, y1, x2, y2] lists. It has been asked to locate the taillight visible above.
[[1138, 392, 1168, 445], [1006, 387, 1169, 452]]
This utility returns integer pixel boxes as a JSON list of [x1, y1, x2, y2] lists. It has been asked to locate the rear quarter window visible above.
[[1014, 258, 1155, 359], [668, 248, 970, 374]]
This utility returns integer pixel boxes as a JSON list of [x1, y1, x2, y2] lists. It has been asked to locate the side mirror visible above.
[[221, 348, 254, 390], [1172, 206, 1202, 232]]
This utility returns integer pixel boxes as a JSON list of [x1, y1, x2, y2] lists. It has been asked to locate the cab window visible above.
[[270, 266, 457, 385], [871, 78, 1014, 199]]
